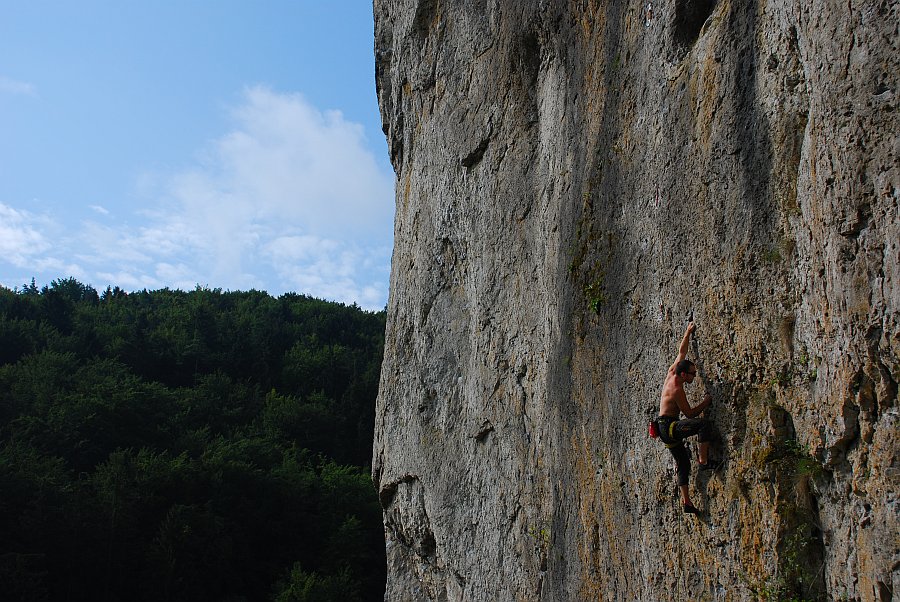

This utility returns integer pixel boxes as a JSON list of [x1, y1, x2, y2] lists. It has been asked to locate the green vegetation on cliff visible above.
[[0, 278, 386, 601]]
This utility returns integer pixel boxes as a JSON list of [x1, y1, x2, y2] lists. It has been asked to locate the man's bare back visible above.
[[659, 369, 689, 417]]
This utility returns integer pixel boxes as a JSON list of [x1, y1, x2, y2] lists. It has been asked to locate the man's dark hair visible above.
[[676, 359, 695, 376]]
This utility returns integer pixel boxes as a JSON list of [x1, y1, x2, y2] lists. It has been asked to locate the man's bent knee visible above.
[[697, 419, 712, 443]]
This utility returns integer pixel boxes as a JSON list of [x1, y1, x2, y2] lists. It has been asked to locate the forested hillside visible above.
[[0, 278, 386, 601]]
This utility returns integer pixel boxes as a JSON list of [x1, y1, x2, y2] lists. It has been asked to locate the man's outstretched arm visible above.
[[669, 322, 695, 373]]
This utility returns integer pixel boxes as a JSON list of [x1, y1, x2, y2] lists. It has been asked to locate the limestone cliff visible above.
[[372, 1, 898, 600]]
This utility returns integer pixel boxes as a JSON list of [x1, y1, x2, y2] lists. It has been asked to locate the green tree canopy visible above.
[[0, 280, 386, 601]]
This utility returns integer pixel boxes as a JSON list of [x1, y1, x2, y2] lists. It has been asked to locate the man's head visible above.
[[676, 359, 697, 382]]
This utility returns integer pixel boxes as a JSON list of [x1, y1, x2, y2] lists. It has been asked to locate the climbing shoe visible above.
[[683, 503, 701, 515], [699, 459, 723, 471]]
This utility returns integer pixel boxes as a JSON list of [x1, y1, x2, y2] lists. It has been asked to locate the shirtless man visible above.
[[657, 321, 719, 514]]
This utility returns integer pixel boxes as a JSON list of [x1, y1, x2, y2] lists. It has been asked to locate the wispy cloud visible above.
[[168, 86, 394, 240], [0, 204, 53, 267], [0, 203, 88, 287], [0, 88, 395, 309], [265, 235, 391, 309], [0, 76, 37, 96]]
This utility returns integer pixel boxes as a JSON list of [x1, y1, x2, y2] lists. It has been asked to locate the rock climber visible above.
[[655, 321, 720, 514]]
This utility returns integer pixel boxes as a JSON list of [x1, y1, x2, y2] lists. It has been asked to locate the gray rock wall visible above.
[[372, 1, 898, 600]]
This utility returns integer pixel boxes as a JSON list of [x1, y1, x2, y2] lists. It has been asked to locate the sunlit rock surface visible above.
[[372, 1, 898, 600]]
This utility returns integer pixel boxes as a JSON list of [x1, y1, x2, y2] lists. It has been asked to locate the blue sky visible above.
[[0, 1, 394, 310]]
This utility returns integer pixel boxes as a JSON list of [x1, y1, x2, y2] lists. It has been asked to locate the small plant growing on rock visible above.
[[583, 272, 607, 314], [527, 522, 552, 572], [783, 439, 825, 480], [761, 246, 783, 264], [527, 524, 551, 547]]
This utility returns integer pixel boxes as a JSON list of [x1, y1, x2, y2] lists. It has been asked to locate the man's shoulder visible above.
[[663, 369, 678, 386]]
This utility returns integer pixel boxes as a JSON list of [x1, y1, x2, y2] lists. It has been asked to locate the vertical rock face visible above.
[[372, 0, 898, 600]]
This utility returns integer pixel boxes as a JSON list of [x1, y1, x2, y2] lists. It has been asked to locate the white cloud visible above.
[[153, 262, 200, 290], [94, 270, 162, 291], [0, 76, 36, 96], [264, 234, 391, 307], [138, 86, 396, 306], [0, 203, 53, 267], [247, 90, 389, 227], [168, 86, 394, 239], [0, 203, 89, 289], [0, 88, 395, 309]]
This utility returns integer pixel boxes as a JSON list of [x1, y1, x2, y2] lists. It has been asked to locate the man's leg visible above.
[[679, 484, 692, 506], [674, 418, 714, 466], [670, 444, 698, 512], [698, 441, 709, 465]]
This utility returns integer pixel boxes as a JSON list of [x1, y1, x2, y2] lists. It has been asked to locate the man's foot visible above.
[[699, 458, 723, 471], [683, 503, 701, 515]]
